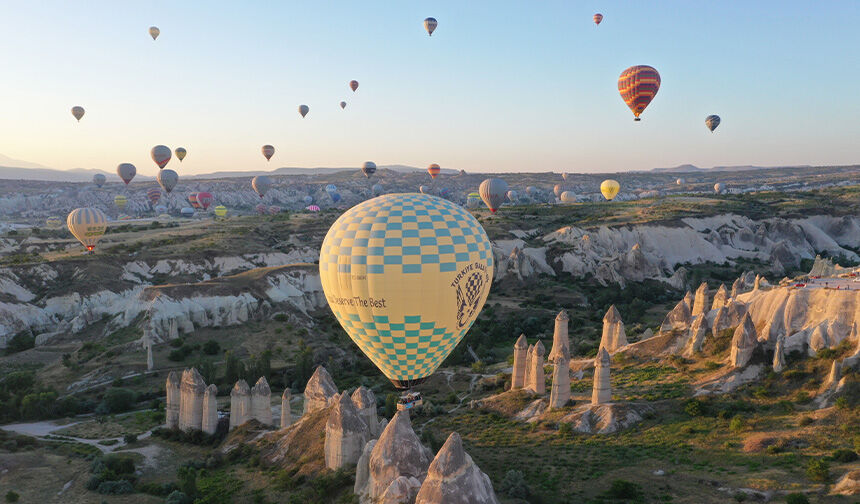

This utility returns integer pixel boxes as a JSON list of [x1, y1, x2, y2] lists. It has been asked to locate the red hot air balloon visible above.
[[618, 65, 661, 121], [427, 164, 441, 179], [196, 192, 213, 210], [593, 13, 603, 25], [349, 80, 359, 92]]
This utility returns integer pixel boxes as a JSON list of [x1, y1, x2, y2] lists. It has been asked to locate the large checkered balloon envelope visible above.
[[319, 193, 494, 389]]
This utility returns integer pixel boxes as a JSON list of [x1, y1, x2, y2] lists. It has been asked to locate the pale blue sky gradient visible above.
[[0, 1, 858, 175]]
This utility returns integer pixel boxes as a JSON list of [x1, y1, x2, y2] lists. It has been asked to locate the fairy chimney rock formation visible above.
[[355, 411, 434, 503], [592, 348, 612, 405], [600, 305, 627, 352], [684, 312, 711, 357], [730, 278, 742, 299], [824, 360, 842, 390], [251, 376, 272, 426], [145, 331, 154, 371], [179, 368, 206, 431], [229, 379, 251, 429], [280, 389, 292, 429], [754, 274, 762, 291], [711, 284, 728, 311], [773, 336, 787, 373], [202, 384, 218, 435], [549, 348, 571, 409], [683, 290, 694, 310], [548, 311, 570, 362], [730, 313, 758, 368], [525, 340, 546, 395], [325, 392, 371, 470], [511, 334, 528, 390], [415, 432, 500, 504], [660, 298, 692, 333], [165, 371, 181, 429], [692, 282, 709, 317], [351, 386, 380, 437], [523, 344, 534, 392], [304, 365, 338, 416]]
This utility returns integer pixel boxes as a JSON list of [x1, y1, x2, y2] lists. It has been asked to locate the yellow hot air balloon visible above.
[[175, 147, 187, 161], [600, 179, 620, 201], [319, 193, 493, 388], [114, 194, 128, 210], [214, 205, 227, 218], [67, 208, 107, 251]]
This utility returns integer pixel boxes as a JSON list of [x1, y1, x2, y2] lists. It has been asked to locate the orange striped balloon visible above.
[[593, 13, 603, 25], [427, 163, 441, 179], [618, 65, 661, 121]]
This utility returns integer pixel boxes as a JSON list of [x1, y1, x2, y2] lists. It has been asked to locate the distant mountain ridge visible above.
[[651, 164, 812, 173]]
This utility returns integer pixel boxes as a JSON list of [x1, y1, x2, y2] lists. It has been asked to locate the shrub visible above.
[[123, 433, 138, 445], [165, 490, 191, 504], [831, 448, 858, 463], [499, 470, 530, 498], [558, 422, 572, 439], [96, 480, 134, 495], [684, 399, 705, 417], [168, 349, 187, 362], [273, 313, 289, 322], [101, 388, 136, 414], [202, 340, 220, 355], [606, 479, 642, 499], [384, 393, 398, 418], [785, 493, 810, 504], [4, 333, 35, 355], [5, 491, 20, 503], [169, 338, 184, 348], [729, 415, 745, 433], [806, 458, 829, 482]]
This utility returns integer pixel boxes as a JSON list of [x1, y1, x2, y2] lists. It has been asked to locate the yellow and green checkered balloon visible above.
[[319, 193, 494, 388]]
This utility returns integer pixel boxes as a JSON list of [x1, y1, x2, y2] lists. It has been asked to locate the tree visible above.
[[224, 351, 245, 385]]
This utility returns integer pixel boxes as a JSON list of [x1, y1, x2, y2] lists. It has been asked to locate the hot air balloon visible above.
[[147, 188, 161, 206], [340, 101, 347, 109], [268, 206, 281, 215], [331, 192, 342, 203], [151, 145, 171, 169], [372, 184, 384, 196], [175, 147, 187, 161], [506, 190, 518, 202], [93, 174, 106, 188], [419, 185, 431, 194], [298, 105, 309, 118], [553, 184, 565, 198], [560, 191, 577, 203], [479, 178, 509, 213], [303, 195, 314, 205], [252, 175, 272, 198], [114, 195, 128, 210], [705, 115, 721, 132], [319, 193, 492, 388], [427, 164, 441, 179], [424, 17, 437, 36], [255, 203, 267, 215], [261, 145, 275, 161], [438, 187, 451, 199], [117, 163, 136, 185], [45, 216, 62, 228], [714, 182, 725, 194], [67, 208, 107, 251], [196, 192, 213, 210], [466, 192, 481, 209], [618, 65, 661, 121], [562, 172, 570, 182], [155, 204, 167, 214], [593, 13, 603, 25], [362, 161, 377, 178], [214, 205, 227, 218], [180, 207, 195, 217], [676, 178, 685, 186], [525, 186, 538, 197], [600, 179, 620, 201], [188, 193, 200, 209], [325, 184, 337, 194], [149, 26, 160, 40], [306, 205, 320, 212], [157, 169, 178, 194], [71, 106, 85, 122], [349, 80, 359, 92]]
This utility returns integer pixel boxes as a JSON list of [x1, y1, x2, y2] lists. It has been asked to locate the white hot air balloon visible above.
[[67, 208, 107, 252], [252, 175, 272, 198], [479, 178, 509, 213], [117, 163, 136, 186], [151, 145, 172, 169], [157, 169, 178, 194]]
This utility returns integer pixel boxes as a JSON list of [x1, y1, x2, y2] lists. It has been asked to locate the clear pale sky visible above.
[[1, 1, 858, 176]]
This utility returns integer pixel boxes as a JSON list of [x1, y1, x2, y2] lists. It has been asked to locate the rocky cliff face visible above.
[[415, 432, 499, 504]]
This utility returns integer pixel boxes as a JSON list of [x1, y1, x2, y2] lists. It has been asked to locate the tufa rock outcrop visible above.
[[524, 340, 545, 395], [692, 282, 709, 317], [179, 368, 206, 432], [165, 371, 181, 429], [547, 311, 570, 362], [202, 384, 218, 435], [773, 336, 787, 373], [325, 393, 371, 470], [711, 284, 728, 310], [548, 346, 570, 410], [351, 386, 380, 437], [730, 313, 758, 368], [684, 312, 711, 357], [660, 298, 692, 333], [415, 432, 500, 504], [592, 348, 612, 405], [511, 334, 528, 390], [280, 389, 291, 429], [600, 305, 627, 352], [304, 365, 338, 415], [229, 379, 251, 429], [251, 376, 272, 426]]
